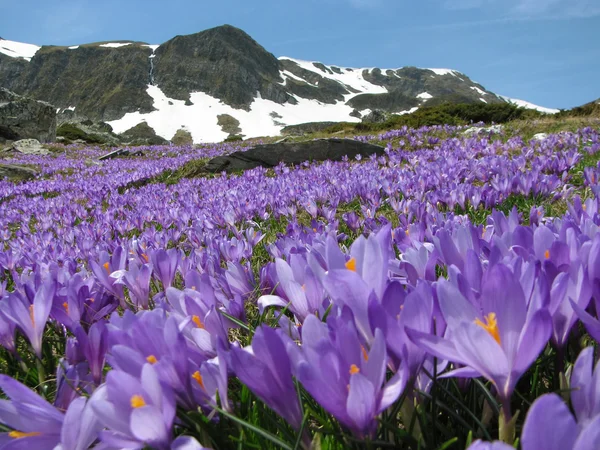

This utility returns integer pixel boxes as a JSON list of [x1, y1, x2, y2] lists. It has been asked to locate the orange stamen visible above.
[[345, 257, 357, 272], [29, 305, 34, 325], [62, 302, 69, 313], [103, 262, 110, 273], [192, 315, 205, 329], [544, 249, 550, 259], [192, 371, 205, 389], [9, 431, 41, 439], [474, 313, 501, 345], [360, 345, 369, 361], [130, 395, 146, 408], [146, 355, 158, 364], [349, 364, 360, 375]]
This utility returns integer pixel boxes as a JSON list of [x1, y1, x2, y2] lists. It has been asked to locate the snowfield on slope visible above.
[[0, 38, 40, 61]]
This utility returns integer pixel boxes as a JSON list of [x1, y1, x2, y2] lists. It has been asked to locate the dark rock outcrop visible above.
[[153, 25, 291, 109], [362, 110, 387, 123], [0, 163, 38, 181], [171, 129, 193, 145], [119, 122, 168, 146], [0, 88, 56, 142], [2, 44, 154, 121], [205, 138, 386, 173]]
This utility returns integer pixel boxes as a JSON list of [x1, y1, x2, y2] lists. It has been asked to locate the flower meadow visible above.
[[0, 124, 600, 449]]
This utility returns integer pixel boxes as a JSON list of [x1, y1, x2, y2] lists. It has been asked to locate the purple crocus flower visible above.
[[569, 346, 600, 428], [55, 396, 104, 450], [1, 280, 55, 358], [292, 313, 406, 438], [74, 320, 109, 385], [90, 363, 176, 450], [150, 248, 181, 291], [407, 264, 552, 420], [520, 394, 600, 450], [229, 325, 303, 430], [258, 257, 323, 322], [0, 374, 64, 449], [111, 260, 152, 309]]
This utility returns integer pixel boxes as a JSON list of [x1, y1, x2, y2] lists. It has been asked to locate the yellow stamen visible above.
[[474, 313, 501, 345], [62, 302, 69, 313], [192, 315, 205, 329], [583, 204, 587, 211], [345, 257, 357, 272], [103, 262, 110, 273], [192, 370, 205, 388], [349, 364, 360, 375], [544, 249, 550, 259], [130, 395, 146, 408], [141, 253, 149, 263], [405, 229, 409, 236], [9, 431, 41, 439], [29, 305, 34, 325], [146, 355, 158, 364], [360, 345, 369, 361]]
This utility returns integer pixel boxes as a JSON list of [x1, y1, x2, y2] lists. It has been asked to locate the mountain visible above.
[[0, 25, 558, 143]]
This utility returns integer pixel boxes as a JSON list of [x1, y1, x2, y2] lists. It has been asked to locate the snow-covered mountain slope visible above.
[[0, 26, 562, 143], [499, 95, 559, 114], [0, 38, 40, 61]]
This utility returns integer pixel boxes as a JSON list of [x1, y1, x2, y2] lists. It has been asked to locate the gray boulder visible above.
[[205, 138, 386, 173], [120, 122, 168, 146], [0, 163, 38, 181], [5, 139, 50, 155], [0, 88, 56, 143], [362, 110, 387, 123]]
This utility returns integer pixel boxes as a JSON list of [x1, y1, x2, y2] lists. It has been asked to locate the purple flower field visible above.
[[1, 124, 600, 449]]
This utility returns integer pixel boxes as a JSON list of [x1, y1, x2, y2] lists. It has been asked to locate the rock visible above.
[[0, 163, 38, 181], [362, 109, 387, 123], [171, 129, 193, 145], [98, 148, 145, 161], [57, 121, 120, 145], [5, 139, 50, 155], [119, 122, 168, 146], [280, 122, 338, 136], [0, 88, 56, 143], [205, 138, 386, 173], [531, 133, 548, 141], [217, 114, 242, 136], [462, 124, 503, 136]]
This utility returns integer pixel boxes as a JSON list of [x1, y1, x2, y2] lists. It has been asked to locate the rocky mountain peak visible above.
[[153, 24, 289, 109]]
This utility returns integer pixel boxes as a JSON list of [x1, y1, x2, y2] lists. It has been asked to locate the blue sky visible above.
[[1, 0, 598, 109]]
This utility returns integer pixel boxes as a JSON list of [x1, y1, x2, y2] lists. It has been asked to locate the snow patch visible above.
[[68, 46, 79, 50], [278, 57, 388, 99], [470, 86, 487, 96], [143, 44, 160, 51], [396, 107, 419, 115], [417, 92, 433, 100], [429, 69, 457, 76], [99, 43, 132, 48], [0, 38, 40, 61], [479, 98, 488, 103], [500, 96, 559, 114], [107, 85, 363, 144]]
